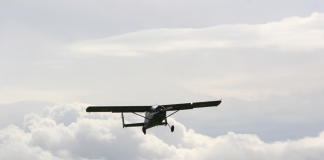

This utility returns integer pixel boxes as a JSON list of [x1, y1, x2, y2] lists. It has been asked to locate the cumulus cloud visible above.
[[64, 12, 324, 56], [1, 103, 324, 160]]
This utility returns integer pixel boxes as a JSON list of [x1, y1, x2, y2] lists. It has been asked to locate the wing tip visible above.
[[216, 99, 222, 107]]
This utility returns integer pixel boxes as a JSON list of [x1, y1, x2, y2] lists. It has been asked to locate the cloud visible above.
[[0, 100, 54, 129], [64, 12, 324, 56], [0, 88, 93, 104], [2, 11, 324, 104], [1, 102, 324, 160], [180, 68, 324, 101]]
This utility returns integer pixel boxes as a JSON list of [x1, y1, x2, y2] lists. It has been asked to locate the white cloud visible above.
[[1, 102, 324, 160], [180, 70, 324, 101], [64, 12, 324, 56]]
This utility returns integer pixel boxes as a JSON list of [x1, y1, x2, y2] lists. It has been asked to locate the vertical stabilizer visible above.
[[121, 112, 125, 128]]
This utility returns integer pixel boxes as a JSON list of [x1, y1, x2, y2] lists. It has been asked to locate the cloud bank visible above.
[[1, 12, 323, 104], [1, 103, 324, 160], [65, 12, 324, 56]]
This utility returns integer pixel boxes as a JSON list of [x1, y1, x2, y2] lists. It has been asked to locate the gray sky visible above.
[[1, 0, 324, 159]]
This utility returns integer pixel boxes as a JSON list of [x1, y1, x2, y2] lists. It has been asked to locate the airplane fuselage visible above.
[[144, 105, 167, 129]]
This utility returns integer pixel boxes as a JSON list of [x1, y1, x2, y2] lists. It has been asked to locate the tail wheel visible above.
[[171, 125, 174, 132]]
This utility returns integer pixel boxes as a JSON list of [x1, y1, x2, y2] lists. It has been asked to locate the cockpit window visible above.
[[151, 105, 165, 112]]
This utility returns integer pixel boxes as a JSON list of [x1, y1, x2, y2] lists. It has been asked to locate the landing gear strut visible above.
[[165, 110, 179, 133], [167, 122, 175, 132], [142, 126, 146, 135]]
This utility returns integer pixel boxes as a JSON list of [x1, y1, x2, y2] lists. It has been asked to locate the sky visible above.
[[1, 0, 324, 159]]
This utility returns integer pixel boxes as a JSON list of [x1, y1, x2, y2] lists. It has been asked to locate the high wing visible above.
[[163, 100, 222, 111], [86, 100, 222, 113], [86, 106, 151, 113]]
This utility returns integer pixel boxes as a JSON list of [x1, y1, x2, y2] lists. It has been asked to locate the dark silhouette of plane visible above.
[[86, 100, 221, 135]]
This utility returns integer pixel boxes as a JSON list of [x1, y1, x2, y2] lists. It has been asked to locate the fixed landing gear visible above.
[[171, 125, 174, 132], [165, 118, 174, 132], [142, 126, 146, 135], [167, 122, 175, 132]]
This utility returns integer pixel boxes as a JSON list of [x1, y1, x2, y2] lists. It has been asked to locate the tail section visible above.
[[122, 112, 144, 127], [122, 112, 125, 128], [124, 123, 145, 127]]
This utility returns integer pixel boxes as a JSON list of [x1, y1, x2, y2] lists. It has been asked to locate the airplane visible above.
[[86, 100, 222, 135]]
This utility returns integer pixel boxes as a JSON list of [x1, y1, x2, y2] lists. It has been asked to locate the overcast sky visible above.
[[1, 0, 324, 159]]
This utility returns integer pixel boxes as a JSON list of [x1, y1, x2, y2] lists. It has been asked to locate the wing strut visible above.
[[132, 112, 150, 120], [166, 110, 179, 118]]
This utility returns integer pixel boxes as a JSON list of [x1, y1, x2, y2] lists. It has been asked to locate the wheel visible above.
[[142, 126, 146, 135], [171, 125, 174, 132]]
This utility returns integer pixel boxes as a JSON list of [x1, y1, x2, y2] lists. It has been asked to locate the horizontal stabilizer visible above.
[[124, 123, 144, 127]]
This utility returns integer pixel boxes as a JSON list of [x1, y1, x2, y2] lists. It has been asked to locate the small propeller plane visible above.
[[86, 100, 221, 135]]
